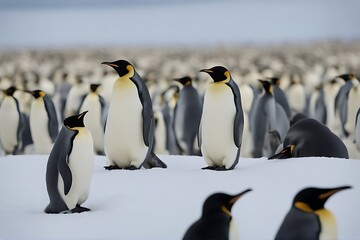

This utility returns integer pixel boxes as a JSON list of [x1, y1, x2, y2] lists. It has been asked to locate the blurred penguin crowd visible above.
[[1, 41, 360, 158]]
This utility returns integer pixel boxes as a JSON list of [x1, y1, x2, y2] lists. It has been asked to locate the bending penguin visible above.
[[183, 189, 252, 240], [173, 76, 202, 155], [45, 111, 94, 214], [269, 116, 349, 159], [0, 86, 24, 155], [27, 90, 59, 154], [101, 60, 167, 170], [275, 186, 352, 240], [79, 84, 106, 155], [199, 66, 244, 170]]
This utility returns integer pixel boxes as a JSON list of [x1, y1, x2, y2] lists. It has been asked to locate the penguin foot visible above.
[[124, 165, 138, 170], [201, 166, 228, 171], [143, 152, 167, 169], [71, 205, 91, 213], [104, 165, 122, 170]]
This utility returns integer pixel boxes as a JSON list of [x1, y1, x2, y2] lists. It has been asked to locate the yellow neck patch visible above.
[[294, 202, 313, 213], [221, 205, 232, 217]]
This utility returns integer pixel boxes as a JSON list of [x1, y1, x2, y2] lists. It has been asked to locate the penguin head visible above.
[[90, 84, 101, 93], [26, 90, 46, 99], [64, 111, 88, 130], [293, 186, 352, 211], [200, 66, 231, 83], [267, 77, 281, 86], [3, 86, 17, 96], [336, 73, 355, 82], [102, 60, 135, 78], [268, 145, 295, 160], [174, 76, 192, 86], [202, 189, 252, 216], [258, 80, 273, 94]]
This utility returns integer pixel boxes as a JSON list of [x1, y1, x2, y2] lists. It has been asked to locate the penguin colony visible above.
[[0, 43, 358, 237]]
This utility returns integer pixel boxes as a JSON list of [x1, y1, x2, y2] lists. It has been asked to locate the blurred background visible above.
[[0, 0, 359, 49]]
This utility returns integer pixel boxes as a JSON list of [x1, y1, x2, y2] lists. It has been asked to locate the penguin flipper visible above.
[[57, 154, 72, 195], [44, 95, 59, 142], [143, 152, 167, 169]]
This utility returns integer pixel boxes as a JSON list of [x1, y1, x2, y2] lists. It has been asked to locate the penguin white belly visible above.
[[316, 209, 337, 240], [154, 110, 169, 155], [288, 84, 306, 113], [201, 83, 237, 168], [229, 218, 240, 240], [345, 88, 360, 137], [58, 128, 94, 210], [105, 79, 148, 168], [30, 100, 53, 154], [0, 98, 20, 153], [80, 94, 104, 153]]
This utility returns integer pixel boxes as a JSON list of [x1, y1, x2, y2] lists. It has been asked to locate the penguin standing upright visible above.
[[250, 80, 289, 158], [344, 77, 360, 139], [309, 85, 327, 124], [269, 77, 292, 118], [79, 84, 106, 155], [275, 186, 352, 240], [0, 87, 23, 155], [101, 60, 167, 170], [45, 111, 94, 214], [183, 189, 252, 240], [355, 108, 360, 151], [27, 90, 59, 154], [199, 66, 244, 170], [64, 76, 88, 118], [173, 76, 202, 155]]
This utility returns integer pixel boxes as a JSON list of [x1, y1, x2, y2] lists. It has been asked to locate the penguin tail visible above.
[[143, 152, 167, 169]]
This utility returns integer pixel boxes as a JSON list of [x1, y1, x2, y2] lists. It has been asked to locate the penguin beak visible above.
[[268, 145, 295, 160], [200, 69, 213, 73], [319, 186, 352, 200], [101, 62, 119, 68], [78, 111, 88, 119], [229, 188, 252, 206]]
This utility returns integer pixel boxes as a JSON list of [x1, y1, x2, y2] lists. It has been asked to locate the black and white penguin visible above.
[[183, 189, 252, 240], [101, 60, 167, 170], [268, 77, 292, 118], [173, 76, 202, 155], [44, 111, 94, 214], [355, 108, 360, 151], [275, 186, 352, 240], [27, 90, 59, 154], [199, 66, 244, 170], [269, 117, 349, 159], [309, 85, 327, 125], [250, 80, 289, 158], [0, 87, 24, 155], [78, 84, 106, 155]]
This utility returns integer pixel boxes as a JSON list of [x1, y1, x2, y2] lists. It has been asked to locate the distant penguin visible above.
[[250, 80, 289, 158], [275, 186, 352, 240], [287, 76, 306, 114], [102, 60, 167, 170], [183, 189, 252, 240], [269, 117, 349, 159], [309, 85, 327, 124], [153, 107, 169, 155], [344, 78, 360, 139], [268, 77, 292, 118], [239, 83, 254, 157], [199, 66, 244, 170], [324, 78, 343, 134], [28, 90, 59, 154], [334, 74, 356, 137], [264, 130, 282, 157], [45, 111, 94, 214], [64, 76, 88, 118], [173, 76, 202, 155], [79, 84, 106, 155], [0, 87, 23, 155], [355, 108, 360, 151]]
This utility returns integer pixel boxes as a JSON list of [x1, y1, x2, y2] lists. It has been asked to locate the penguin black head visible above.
[[267, 77, 281, 86], [174, 76, 192, 86], [202, 189, 252, 216], [200, 66, 231, 82], [258, 80, 273, 94], [293, 186, 352, 211], [268, 145, 295, 160], [27, 90, 46, 99], [64, 111, 88, 130], [102, 60, 135, 78], [336, 73, 355, 82], [3, 86, 17, 96], [90, 84, 101, 92]]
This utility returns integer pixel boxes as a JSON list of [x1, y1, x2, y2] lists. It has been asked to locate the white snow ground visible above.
[[0, 155, 359, 240]]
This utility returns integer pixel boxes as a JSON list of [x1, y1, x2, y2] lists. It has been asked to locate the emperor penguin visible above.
[[250, 80, 289, 158], [355, 108, 360, 151], [101, 60, 167, 170], [64, 76, 88, 118], [344, 76, 360, 139], [199, 66, 244, 170], [0, 86, 24, 155], [45, 111, 94, 214], [334, 74, 356, 137], [309, 85, 327, 125], [287, 76, 306, 114], [27, 90, 59, 154], [268, 77, 292, 118], [268, 117, 349, 159], [173, 76, 202, 155], [79, 84, 106, 155], [183, 189, 252, 240], [275, 186, 352, 240]]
